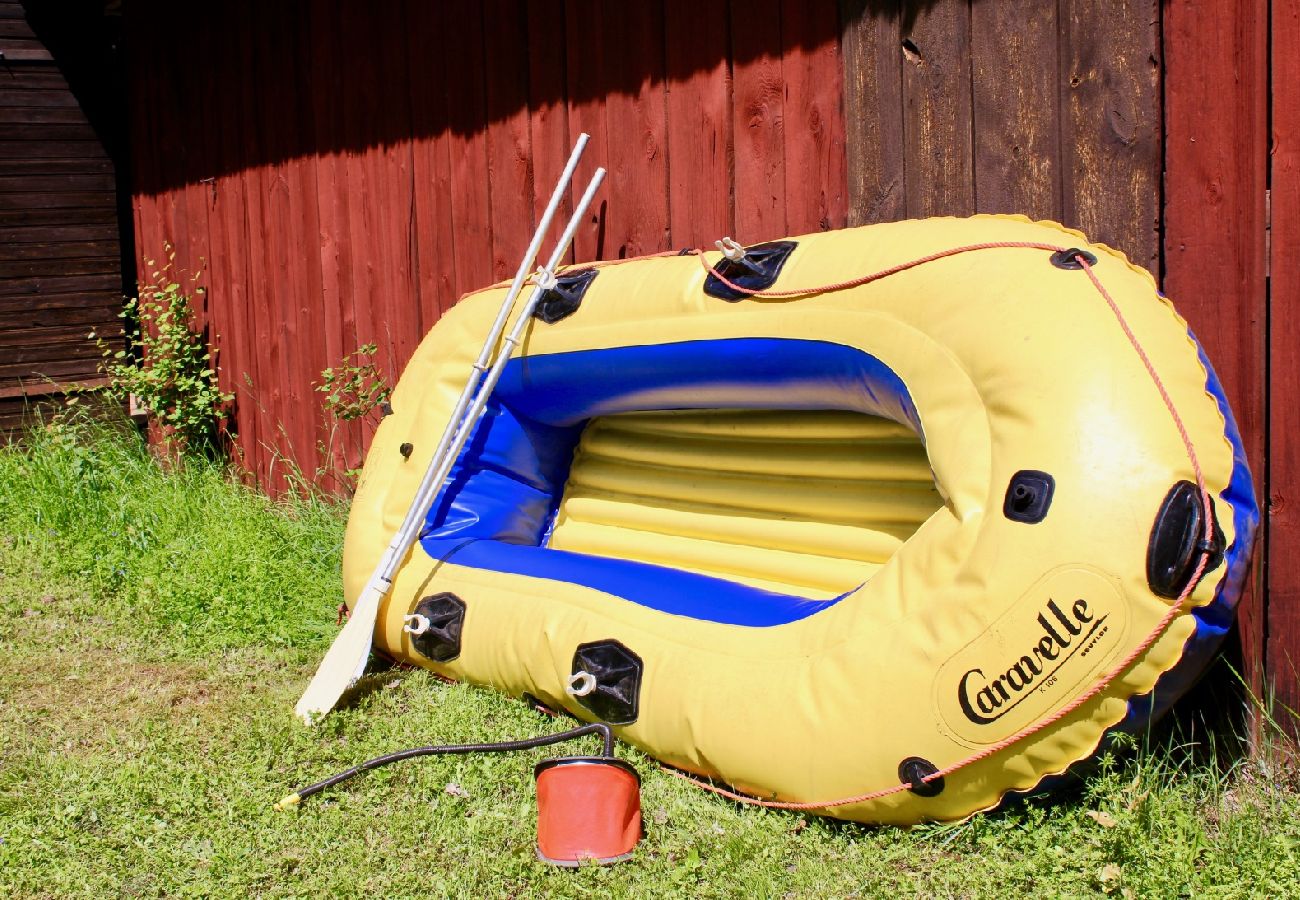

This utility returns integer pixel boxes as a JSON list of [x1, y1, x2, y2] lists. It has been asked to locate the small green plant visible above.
[[316, 342, 391, 422], [97, 250, 232, 454]]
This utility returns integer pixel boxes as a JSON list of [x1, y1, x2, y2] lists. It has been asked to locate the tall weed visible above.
[[0, 403, 343, 650]]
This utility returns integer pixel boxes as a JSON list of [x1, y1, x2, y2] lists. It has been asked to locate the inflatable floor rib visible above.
[[344, 216, 1257, 824]]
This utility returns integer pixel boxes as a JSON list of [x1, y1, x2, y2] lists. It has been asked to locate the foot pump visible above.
[[274, 722, 641, 866]]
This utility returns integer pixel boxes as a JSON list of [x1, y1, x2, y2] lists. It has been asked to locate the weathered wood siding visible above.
[[841, 0, 1160, 269], [1267, 0, 1300, 726], [1164, 0, 1271, 719], [0, 0, 122, 435]]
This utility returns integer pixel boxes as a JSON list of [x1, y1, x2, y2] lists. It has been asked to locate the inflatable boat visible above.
[[335, 215, 1256, 824]]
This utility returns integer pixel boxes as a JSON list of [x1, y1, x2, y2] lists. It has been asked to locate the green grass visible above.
[[1, 408, 1297, 898]]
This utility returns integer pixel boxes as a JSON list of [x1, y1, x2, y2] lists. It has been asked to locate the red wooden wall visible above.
[[127, 0, 846, 489], [1163, 0, 1277, 727], [1268, 0, 1300, 729]]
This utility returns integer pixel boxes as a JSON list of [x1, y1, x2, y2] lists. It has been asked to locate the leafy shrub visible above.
[[97, 250, 232, 455], [316, 342, 391, 422]]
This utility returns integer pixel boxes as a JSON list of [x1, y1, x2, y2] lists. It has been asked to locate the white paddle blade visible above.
[[293, 581, 387, 723]]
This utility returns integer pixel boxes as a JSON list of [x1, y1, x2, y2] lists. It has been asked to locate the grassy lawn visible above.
[[1, 411, 1297, 898]]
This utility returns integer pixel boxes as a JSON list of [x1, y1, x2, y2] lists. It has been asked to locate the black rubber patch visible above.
[[399, 442, 414, 460], [535, 268, 599, 324], [899, 757, 944, 797], [409, 592, 466, 663], [1147, 480, 1226, 598], [571, 640, 643, 725], [704, 240, 798, 301], [1050, 247, 1098, 270], [1003, 470, 1055, 524]]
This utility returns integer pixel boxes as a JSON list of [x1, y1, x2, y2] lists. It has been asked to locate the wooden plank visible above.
[[0, 356, 100, 381], [840, 0, 904, 226], [664, 0, 732, 249], [246, 0, 298, 487], [0, 141, 106, 159], [2, 340, 103, 365], [1270, 0, 1300, 731], [901, 0, 974, 217], [0, 122, 99, 141], [525, 0, 573, 267], [0, 240, 119, 261], [781, 0, 846, 234], [0, 291, 121, 316], [0, 257, 118, 278], [1060, 0, 1160, 270], [483, 0, 536, 279], [730, 0, 787, 241], [970, 0, 1060, 220], [0, 190, 115, 209], [564, 0, 610, 261], [0, 17, 34, 38], [0, 310, 119, 335], [443, 3, 494, 292], [0, 205, 117, 227], [0, 88, 76, 107], [407, 0, 460, 333], [230, 0, 272, 480], [268, 1, 327, 489], [308, 0, 354, 480], [597, 0, 669, 259], [0, 376, 108, 401], [0, 273, 120, 296], [1163, 0, 1269, 715], [311, 0, 365, 479], [0, 156, 114, 176], [0, 105, 93, 125], [208, 1, 260, 480], [0, 47, 54, 63], [0, 223, 118, 244], [0, 327, 117, 350], [0, 72, 72, 94]]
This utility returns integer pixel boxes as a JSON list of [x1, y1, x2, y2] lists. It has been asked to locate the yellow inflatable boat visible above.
[[341, 215, 1256, 824]]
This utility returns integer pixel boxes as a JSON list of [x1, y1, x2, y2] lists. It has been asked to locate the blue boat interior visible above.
[[419, 338, 924, 627]]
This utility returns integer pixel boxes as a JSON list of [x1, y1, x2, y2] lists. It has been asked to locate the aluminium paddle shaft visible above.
[[295, 139, 605, 722], [397, 166, 607, 572]]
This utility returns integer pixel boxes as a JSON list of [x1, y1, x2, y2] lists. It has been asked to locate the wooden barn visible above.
[[3, 2, 1294, 729], [0, 0, 126, 434]]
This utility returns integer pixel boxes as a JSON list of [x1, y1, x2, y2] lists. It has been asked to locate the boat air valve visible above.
[[703, 238, 799, 301], [569, 640, 644, 725], [1003, 470, 1055, 524], [275, 721, 642, 867], [403, 593, 466, 662], [534, 268, 600, 324]]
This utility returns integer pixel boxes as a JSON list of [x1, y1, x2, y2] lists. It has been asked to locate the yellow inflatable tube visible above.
[[343, 216, 1256, 824]]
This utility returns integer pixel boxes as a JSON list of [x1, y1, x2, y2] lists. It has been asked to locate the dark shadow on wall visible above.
[[19, 0, 136, 298], [95, 0, 950, 195]]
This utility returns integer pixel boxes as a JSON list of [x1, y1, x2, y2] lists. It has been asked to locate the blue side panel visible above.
[[1113, 331, 1260, 734], [491, 338, 923, 433], [424, 400, 584, 546], [423, 537, 845, 627]]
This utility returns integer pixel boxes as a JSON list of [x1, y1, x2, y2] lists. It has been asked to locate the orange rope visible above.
[[695, 240, 1068, 298], [670, 248, 1217, 810]]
